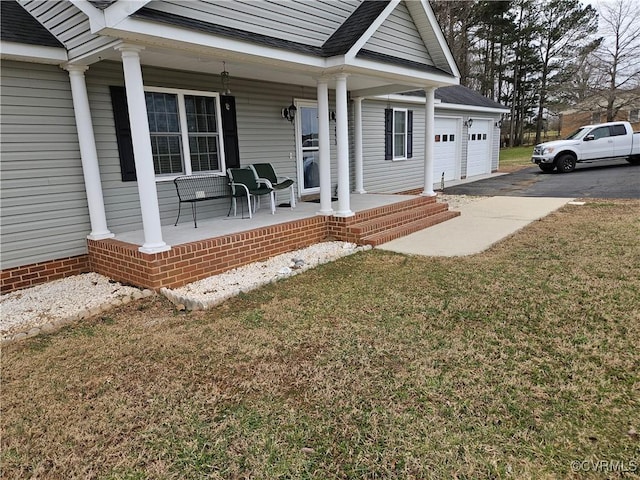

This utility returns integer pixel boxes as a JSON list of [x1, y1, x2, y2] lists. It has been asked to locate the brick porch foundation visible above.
[[1, 255, 90, 294], [2, 197, 458, 293]]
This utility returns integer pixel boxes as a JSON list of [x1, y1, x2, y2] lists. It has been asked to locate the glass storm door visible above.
[[296, 103, 320, 194]]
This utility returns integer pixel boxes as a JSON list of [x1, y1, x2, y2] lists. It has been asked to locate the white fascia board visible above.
[[344, 0, 400, 62], [101, 17, 327, 70], [436, 102, 510, 115], [370, 94, 509, 115], [104, 1, 153, 28], [347, 56, 458, 88], [416, 0, 461, 79], [0, 41, 68, 64], [70, 0, 106, 32], [369, 94, 442, 104]]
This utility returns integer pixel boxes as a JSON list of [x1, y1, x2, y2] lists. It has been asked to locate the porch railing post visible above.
[[116, 43, 170, 254], [63, 64, 114, 240], [316, 78, 333, 215], [334, 73, 354, 217], [422, 86, 436, 197]]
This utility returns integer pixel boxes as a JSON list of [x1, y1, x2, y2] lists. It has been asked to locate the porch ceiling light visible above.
[[282, 102, 297, 122]]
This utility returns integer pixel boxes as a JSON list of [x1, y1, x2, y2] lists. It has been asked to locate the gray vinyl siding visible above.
[[146, 0, 360, 47], [360, 100, 502, 191], [362, 2, 434, 67], [404, 1, 452, 74], [86, 61, 338, 234], [360, 99, 426, 194], [492, 128, 500, 171], [0, 60, 90, 269], [18, 0, 115, 60]]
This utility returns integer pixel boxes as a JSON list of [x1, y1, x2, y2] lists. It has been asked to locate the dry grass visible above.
[[2, 199, 639, 479]]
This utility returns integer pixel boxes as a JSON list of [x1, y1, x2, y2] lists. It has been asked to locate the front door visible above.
[[296, 102, 320, 195]]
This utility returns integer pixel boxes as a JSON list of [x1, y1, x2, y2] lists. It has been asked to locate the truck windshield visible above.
[[565, 127, 590, 140]]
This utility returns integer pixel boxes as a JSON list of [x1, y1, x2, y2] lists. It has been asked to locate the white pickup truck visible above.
[[531, 121, 640, 173]]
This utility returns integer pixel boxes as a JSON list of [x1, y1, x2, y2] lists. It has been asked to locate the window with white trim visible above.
[[393, 108, 408, 159], [145, 87, 224, 177]]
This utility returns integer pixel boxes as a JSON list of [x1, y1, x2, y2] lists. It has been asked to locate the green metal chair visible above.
[[227, 167, 275, 219], [249, 163, 296, 208]]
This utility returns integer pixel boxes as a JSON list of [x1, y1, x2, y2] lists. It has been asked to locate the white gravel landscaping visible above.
[[161, 241, 370, 310], [1, 241, 369, 344], [1, 196, 475, 344]]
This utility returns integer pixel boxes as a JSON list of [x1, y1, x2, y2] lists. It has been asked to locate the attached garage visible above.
[[359, 85, 508, 194], [466, 119, 492, 177], [434, 117, 461, 181]]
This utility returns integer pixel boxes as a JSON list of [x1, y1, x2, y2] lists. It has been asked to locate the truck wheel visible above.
[[538, 164, 555, 173], [627, 156, 640, 165], [556, 154, 576, 173]]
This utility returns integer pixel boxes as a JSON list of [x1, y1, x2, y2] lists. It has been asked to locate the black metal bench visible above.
[[173, 174, 231, 227]]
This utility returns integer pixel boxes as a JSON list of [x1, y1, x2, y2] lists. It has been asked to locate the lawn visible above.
[[499, 146, 534, 171], [2, 199, 639, 479]]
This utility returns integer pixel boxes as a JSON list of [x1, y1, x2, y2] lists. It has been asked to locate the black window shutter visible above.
[[407, 110, 413, 158], [220, 95, 240, 169], [109, 86, 136, 182], [384, 108, 393, 160]]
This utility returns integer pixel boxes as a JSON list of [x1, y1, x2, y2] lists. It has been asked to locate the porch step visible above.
[[359, 210, 461, 246], [347, 202, 450, 238]]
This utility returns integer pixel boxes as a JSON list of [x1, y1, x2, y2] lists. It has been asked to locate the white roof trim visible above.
[[371, 94, 510, 114], [104, 19, 327, 68], [406, 0, 460, 79], [69, 0, 105, 32], [0, 41, 68, 64], [104, 0, 153, 28], [344, 0, 400, 63], [347, 57, 458, 89]]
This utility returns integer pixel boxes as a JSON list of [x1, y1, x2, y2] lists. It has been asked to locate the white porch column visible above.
[[64, 64, 114, 240], [116, 44, 170, 253], [334, 73, 353, 217], [422, 86, 437, 196], [316, 78, 333, 215], [353, 96, 366, 194]]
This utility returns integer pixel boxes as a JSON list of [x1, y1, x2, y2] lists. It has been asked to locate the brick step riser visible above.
[[348, 204, 450, 236], [360, 211, 461, 246], [348, 197, 437, 224]]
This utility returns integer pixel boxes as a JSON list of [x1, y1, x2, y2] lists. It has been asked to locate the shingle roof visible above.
[[0, 0, 63, 48], [87, 0, 117, 10], [322, 1, 390, 56], [132, 7, 324, 56], [404, 85, 508, 109]]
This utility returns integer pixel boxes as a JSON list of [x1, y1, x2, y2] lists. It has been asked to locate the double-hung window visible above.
[[145, 87, 225, 178], [393, 108, 408, 159]]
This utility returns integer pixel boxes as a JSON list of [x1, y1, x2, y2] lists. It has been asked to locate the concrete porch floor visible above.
[[115, 193, 419, 247]]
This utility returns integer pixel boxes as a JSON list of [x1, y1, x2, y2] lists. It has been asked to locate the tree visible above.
[[532, 0, 599, 143], [589, 0, 640, 121]]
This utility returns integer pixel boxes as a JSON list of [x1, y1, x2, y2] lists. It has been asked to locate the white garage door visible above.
[[434, 117, 459, 181], [466, 119, 491, 177]]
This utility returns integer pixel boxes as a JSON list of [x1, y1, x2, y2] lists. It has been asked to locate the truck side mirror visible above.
[[584, 134, 595, 141]]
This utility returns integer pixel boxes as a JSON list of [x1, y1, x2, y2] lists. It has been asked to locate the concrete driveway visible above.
[[444, 159, 640, 198]]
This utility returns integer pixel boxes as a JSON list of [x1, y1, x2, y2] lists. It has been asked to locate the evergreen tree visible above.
[[532, 0, 598, 143]]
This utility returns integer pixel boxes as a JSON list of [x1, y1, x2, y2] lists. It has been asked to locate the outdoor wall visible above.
[[359, 99, 502, 192], [86, 61, 339, 235], [560, 110, 640, 138], [0, 60, 92, 270]]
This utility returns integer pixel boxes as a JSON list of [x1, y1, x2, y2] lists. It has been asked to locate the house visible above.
[[559, 94, 640, 137], [1, 0, 505, 294]]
